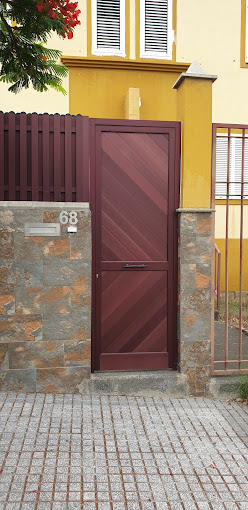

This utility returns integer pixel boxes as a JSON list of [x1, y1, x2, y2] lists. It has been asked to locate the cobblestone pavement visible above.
[[0, 393, 248, 510]]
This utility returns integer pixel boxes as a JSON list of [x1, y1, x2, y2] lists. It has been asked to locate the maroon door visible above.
[[91, 120, 180, 371]]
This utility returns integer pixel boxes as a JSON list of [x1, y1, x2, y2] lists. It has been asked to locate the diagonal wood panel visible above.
[[104, 132, 168, 197], [102, 195, 165, 260], [102, 185, 167, 256], [118, 132, 169, 183], [102, 140, 167, 220], [104, 282, 167, 354], [101, 271, 166, 350], [102, 164, 167, 242]]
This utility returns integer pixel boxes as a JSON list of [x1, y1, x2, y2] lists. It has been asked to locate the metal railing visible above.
[[212, 124, 248, 375], [214, 244, 221, 319]]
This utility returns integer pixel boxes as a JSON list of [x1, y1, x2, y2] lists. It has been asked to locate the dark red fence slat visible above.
[[2, 112, 90, 203], [76, 115, 83, 202], [20, 113, 27, 200], [31, 114, 39, 201], [65, 115, 72, 202], [53, 114, 61, 202], [8, 112, 16, 200], [42, 114, 50, 201], [83, 116, 90, 202], [0, 112, 4, 200]]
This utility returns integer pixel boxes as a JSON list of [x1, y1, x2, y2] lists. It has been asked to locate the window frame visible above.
[[91, 0, 126, 57], [215, 134, 248, 199], [140, 0, 174, 60]]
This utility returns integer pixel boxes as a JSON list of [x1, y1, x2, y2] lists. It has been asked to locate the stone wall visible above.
[[178, 210, 214, 396], [0, 202, 91, 393]]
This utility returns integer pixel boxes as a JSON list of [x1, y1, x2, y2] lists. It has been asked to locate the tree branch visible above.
[[0, 11, 18, 53]]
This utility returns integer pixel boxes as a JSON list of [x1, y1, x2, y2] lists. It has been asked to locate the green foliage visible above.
[[0, 0, 76, 94], [238, 374, 248, 400]]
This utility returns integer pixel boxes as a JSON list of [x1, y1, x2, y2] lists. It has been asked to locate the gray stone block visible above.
[[0, 231, 14, 260], [36, 366, 91, 393], [43, 309, 90, 341], [0, 369, 36, 392], [14, 233, 44, 260], [15, 260, 43, 287], [43, 259, 90, 287], [9, 341, 64, 370]]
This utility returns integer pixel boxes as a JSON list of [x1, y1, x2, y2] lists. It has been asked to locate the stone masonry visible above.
[[178, 210, 213, 396], [0, 202, 91, 393]]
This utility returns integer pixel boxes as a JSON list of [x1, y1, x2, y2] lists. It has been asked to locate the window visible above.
[[92, 0, 125, 57], [140, 0, 173, 60], [216, 135, 248, 199]]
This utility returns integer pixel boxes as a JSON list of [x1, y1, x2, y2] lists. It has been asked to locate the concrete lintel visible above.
[[173, 72, 217, 89], [177, 208, 216, 213], [0, 201, 90, 209]]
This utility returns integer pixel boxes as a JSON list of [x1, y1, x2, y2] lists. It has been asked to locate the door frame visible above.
[[90, 119, 181, 372]]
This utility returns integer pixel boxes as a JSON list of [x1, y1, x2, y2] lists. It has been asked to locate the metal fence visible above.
[[212, 124, 248, 375], [0, 112, 89, 202]]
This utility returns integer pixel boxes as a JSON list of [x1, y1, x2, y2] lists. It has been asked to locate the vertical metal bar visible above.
[[239, 129, 245, 369], [215, 248, 217, 296], [42, 114, 50, 201], [217, 252, 221, 314], [65, 114, 72, 201], [53, 114, 61, 202], [0, 112, 4, 200], [20, 113, 27, 200], [225, 128, 231, 370], [211, 125, 217, 375], [31, 113, 39, 201], [8, 112, 16, 200]]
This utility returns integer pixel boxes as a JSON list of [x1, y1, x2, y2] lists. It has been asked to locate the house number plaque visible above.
[[59, 211, 78, 225]]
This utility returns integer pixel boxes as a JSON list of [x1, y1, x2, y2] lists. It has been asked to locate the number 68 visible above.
[[59, 211, 78, 225]]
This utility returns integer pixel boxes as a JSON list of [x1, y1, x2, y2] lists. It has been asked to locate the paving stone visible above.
[[0, 394, 248, 509]]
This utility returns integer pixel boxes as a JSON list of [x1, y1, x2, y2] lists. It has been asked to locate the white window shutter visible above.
[[92, 0, 125, 57], [232, 138, 248, 198], [140, 0, 173, 59], [215, 137, 229, 199], [215, 135, 248, 199]]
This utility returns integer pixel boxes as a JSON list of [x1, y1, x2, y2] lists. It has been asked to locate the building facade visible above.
[[1, 0, 248, 393]]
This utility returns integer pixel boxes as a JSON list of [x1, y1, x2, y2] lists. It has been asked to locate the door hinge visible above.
[[96, 273, 99, 279]]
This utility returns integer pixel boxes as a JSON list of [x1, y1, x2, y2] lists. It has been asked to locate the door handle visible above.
[[123, 264, 148, 269]]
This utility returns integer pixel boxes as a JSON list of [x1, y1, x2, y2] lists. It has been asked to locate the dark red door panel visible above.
[[91, 120, 181, 371], [100, 271, 168, 370]]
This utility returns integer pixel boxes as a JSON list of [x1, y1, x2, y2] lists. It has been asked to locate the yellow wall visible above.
[[177, 0, 248, 124], [215, 204, 248, 290], [215, 239, 248, 291], [176, 77, 213, 208], [1, 0, 248, 124], [68, 65, 180, 119]]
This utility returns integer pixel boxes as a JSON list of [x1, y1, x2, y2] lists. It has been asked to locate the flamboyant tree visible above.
[[0, 0, 81, 94]]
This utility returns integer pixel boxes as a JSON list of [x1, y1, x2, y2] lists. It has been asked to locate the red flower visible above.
[[36, 2, 44, 12], [42, 56, 48, 61], [67, 31, 73, 39]]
